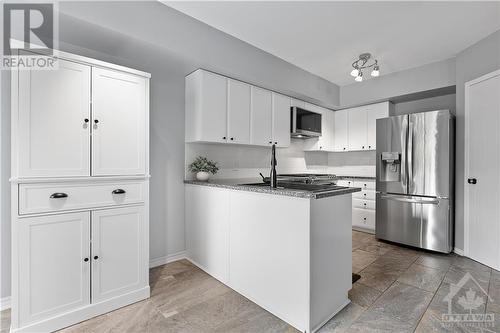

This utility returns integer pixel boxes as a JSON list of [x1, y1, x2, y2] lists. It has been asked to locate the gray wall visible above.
[[340, 58, 456, 107], [454, 30, 500, 251], [393, 94, 456, 116], [0, 1, 340, 299]]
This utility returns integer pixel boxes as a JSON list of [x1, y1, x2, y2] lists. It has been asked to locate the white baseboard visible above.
[[453, 247, 464, 256], [149, 251, 187, 268], [1, 296, 11, 310]]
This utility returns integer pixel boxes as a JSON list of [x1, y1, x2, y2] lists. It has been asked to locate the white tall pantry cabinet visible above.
[[10, 50, 150, 333]]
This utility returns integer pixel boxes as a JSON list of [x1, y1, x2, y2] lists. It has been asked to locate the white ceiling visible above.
[[165, 1, 500, 86]]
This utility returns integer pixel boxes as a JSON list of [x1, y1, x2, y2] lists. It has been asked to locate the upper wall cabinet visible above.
[[343, 101, 393, 152], [92, 68, 148, 176], [333, 109, 349, 152], [303, 103, 334, 151], [15, 60, 149, 178], [272, 93, 291, 147], [227, 79, 251, 144], [186, 69, 291, 148], [185, 70, 227, 143], [17, 59, 91, 177]]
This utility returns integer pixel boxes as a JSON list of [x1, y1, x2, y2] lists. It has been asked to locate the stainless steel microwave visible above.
[[290, 106, 322, 138]]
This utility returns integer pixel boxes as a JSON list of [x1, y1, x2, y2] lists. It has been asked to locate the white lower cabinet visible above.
[[339, 179, 376, 233], [91, 206, 147, 303], [15, 204, 148, 331], [18, 212, 91, 326]]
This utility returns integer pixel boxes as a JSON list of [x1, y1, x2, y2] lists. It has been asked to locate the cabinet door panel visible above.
[[348, 107, 367, 151], [18, 212, 90, 326], [227, 80, 251, 144], [92, 68, 147, 176], [333, 109, 349, 151], [366, 102, 390, 150], [196, 71, 227, 142], [91, 206, 146, 303], [272, 93, 291, 147], [250, 87, 273, 146], [319, 108, 334, 151], [17, 59, 91, 177]]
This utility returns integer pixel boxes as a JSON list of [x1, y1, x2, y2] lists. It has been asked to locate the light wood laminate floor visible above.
[[2, 231, 499, 332]]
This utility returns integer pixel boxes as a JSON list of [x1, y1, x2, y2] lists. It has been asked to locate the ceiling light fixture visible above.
[[350, 53, 380, 82]]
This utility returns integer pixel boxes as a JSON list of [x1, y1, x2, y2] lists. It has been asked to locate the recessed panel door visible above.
[[18, 212, 90, 326], [227, 79, 251, 144], [91, 206, 146, 303], [17, 58, 91, 177], [92, 68, 147, 176], [250, 86, 272, 146], [272, 93, 291, 147]]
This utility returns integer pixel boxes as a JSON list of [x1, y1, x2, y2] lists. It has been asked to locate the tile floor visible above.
[[1, 230, 499, 332]]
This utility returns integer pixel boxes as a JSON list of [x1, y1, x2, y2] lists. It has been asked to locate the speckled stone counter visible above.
[[337, 175, 376, 180], [184, 178, 361, 199]]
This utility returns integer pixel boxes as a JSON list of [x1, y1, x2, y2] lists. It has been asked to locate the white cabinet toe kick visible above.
[[185, 184, 353, 333]]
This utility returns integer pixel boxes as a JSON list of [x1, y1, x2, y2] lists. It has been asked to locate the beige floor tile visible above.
[[317, 302, 366, 333], [415, 253, 454, 270], [398, 263, 447, 292], [352, 250, 379, 273], [348, 309, 416, 333], [348, 282, 382, 308]]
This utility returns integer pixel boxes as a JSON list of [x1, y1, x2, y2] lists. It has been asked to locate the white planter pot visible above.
[[196, 171, 210, 181]]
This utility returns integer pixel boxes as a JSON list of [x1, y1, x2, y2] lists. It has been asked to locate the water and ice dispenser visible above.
[[379, 152, 401, 182]]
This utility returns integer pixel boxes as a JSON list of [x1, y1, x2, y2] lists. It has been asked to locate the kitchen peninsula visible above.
[[184, 179, 360, 333]]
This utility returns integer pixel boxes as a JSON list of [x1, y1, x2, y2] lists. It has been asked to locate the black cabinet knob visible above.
[[84, 258, 89, 262], [50, 192, 68, 199], [362, 146, 365, 149], [467, 178, 477, 184], [269, 141, 272, 144], [94, 256, 99, 260], [94, 119, 99, 124], [223, 136, 226, 140], [363, 217, 367, 220], [230, 137, 234, 141], [84, 118, 89, 123], [368, 145, 371, 149], [343, 147, 346, 150], [112, 189, 126, 195], [274, 142, 277, 145]]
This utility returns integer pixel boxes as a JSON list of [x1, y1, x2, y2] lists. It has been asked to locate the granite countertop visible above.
[[337, 175, 376, 180], [184, 178, 361, 199]]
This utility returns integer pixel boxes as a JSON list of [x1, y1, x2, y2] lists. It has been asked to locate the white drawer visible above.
[[337, 179, 353, 187], [353, 189, 376, 200], [352, 199, 376, 210], [352, 208, 375, 229], [19, 181, 146, 215], [353, 180, 375, 190]]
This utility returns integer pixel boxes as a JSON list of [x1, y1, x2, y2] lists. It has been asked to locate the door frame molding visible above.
[[464, 69, 500, 261]]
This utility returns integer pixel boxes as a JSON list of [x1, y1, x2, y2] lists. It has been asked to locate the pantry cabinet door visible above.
[[227, 79, 251, 144], [17, 58, 91, 177], [333, 109, 349, 151], [272, 93, 291, 147], [91, 206, 147, 303], [92, 68, 147, 176], [250, 86, 273, 146], [348, 107, 367, 151], [18, 212, 90, 326]]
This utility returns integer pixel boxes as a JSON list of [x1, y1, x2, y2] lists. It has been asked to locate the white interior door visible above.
[[466, 70, 500, 270], [91, 206, 146, 303], [272, 93, 291, 147], [250, 86, 272, 146], [18, 212, 90, 326], [92, 67, 147, 176], [17, 58, 91, 177], [227, 79, 251, 144]]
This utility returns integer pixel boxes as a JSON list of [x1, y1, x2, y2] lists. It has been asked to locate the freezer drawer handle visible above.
[[467, 178, 477, 184], [380, 194, 439, 205]]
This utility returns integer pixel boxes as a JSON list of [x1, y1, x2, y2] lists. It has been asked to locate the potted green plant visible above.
[[188, 156, 219, 181]]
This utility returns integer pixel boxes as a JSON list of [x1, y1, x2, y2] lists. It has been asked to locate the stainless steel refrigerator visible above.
[[375, 110, 454, 253]]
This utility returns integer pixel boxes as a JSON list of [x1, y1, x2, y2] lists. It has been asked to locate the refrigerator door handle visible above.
[[401, 117, 408, 189], [380, 194, 439, 205], [407, 119, 413, 192]]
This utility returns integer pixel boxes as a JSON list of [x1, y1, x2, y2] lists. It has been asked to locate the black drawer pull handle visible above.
[[50, 192, 68, 199], [112, 189, 126, 195], [94, 256, 99, 260], [84, 258, 89, 262]]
